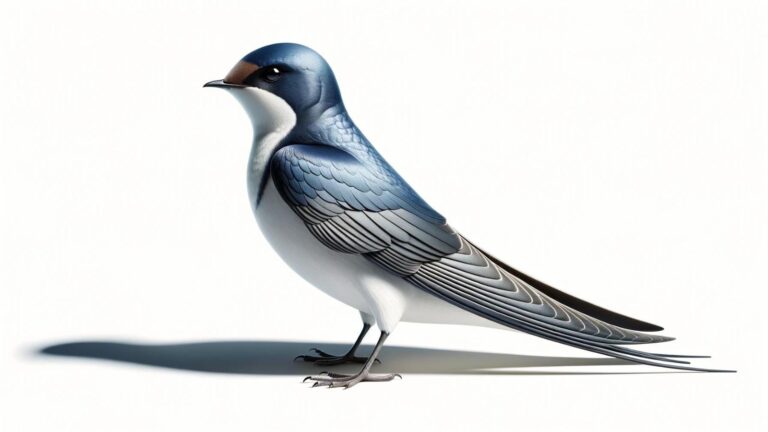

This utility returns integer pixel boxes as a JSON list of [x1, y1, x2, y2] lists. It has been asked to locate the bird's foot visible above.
[[294, 348, 381, 366], [303, 371, 402, 389]]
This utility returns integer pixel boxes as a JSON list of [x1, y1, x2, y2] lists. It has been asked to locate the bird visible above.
[[204, 43, 730, 387]]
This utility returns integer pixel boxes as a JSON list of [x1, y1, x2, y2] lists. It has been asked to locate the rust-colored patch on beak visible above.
[[224, 60, 260, 85]]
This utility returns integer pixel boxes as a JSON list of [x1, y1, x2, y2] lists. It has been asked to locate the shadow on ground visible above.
[[35, 340, 672, 376]]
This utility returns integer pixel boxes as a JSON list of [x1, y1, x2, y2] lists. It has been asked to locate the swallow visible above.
[[205, 43, 731, 388]]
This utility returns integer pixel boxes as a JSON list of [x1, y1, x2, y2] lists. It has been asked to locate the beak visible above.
[[203, 80, 247, 89], [205, 61, 260, 89]]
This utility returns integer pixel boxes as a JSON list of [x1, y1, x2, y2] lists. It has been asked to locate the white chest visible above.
[[252, 179, 374, 312]]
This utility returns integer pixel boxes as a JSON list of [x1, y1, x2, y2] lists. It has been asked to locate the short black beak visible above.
[[203, 80, 247, 89]]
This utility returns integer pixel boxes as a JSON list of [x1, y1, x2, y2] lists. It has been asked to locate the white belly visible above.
[[252, 178, 505, 331], [253, 178, 373, 312]]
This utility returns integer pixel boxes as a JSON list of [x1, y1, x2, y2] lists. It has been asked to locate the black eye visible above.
[[263, 66, 282, 83], [242, 65, 289, 86]]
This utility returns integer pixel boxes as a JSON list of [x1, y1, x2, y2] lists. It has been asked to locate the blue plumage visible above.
[[271, 144, 459, 258], [205, 43, 729, 385]]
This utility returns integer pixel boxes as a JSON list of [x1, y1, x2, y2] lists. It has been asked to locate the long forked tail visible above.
[[408, 237, 735, 372], [469, 241, 733, 372], [416, 278, 734, 372]]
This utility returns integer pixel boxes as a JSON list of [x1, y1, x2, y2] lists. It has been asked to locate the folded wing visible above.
[[271, 144, 723, 371]]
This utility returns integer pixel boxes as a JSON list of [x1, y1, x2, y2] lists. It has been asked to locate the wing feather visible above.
[[267, 144, 731, 371]]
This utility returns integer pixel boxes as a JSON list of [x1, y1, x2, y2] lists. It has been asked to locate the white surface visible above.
[[1, 1, 766, 431]]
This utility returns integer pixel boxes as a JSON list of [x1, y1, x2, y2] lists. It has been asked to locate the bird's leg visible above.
[[303, 331, 400, 388], [294, 322, 381, 366]]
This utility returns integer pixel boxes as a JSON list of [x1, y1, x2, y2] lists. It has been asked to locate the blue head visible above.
[[205, 43, 344, 125]]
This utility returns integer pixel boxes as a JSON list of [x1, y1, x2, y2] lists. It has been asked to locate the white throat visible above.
[[227, 86, 296, 209]]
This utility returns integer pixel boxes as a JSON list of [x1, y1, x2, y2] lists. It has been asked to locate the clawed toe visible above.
[[309, 348, 333, 358], [303, 371, 401, 388], [298, 330, 394, 388], [294, 348, 381, 366]]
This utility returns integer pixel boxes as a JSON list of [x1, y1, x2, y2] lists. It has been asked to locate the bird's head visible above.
[[205, 43, 343, 133]]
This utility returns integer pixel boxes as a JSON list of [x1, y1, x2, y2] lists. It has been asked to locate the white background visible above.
[[1, 1, 766, 430]]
